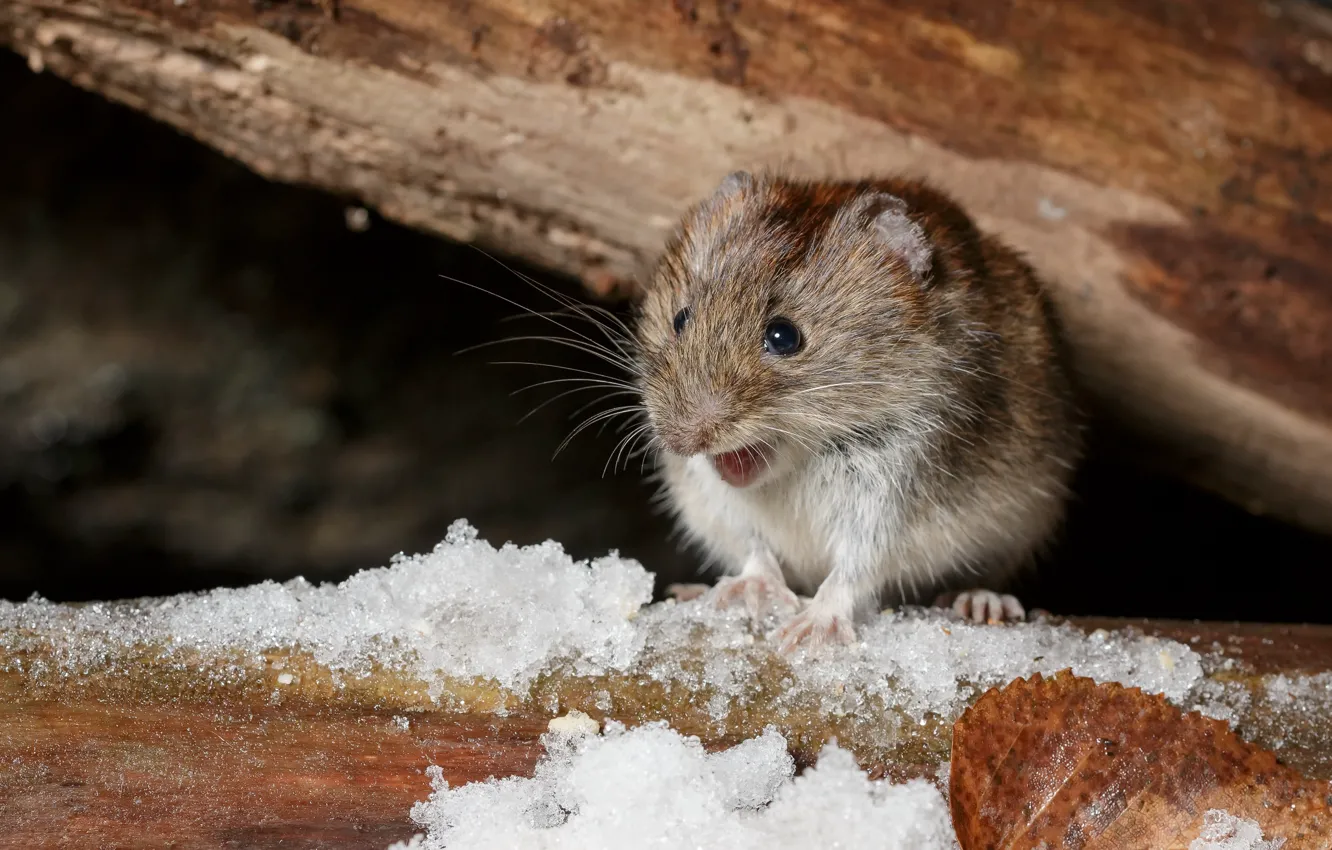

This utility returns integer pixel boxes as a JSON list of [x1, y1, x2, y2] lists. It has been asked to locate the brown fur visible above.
[[633, 171, 1082, 637]]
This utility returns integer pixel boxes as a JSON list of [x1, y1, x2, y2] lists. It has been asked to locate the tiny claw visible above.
[[665, 583, 711, 603], [935, 589, 1026, 624], [773, 606, 855, 654], [708, 572, 801, 622]]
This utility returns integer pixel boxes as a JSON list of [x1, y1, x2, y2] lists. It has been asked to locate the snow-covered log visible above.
[[2, 527, 1331, 846]]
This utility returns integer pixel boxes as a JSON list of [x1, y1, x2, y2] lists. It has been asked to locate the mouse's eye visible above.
[[673, 307, 691, 336], [763, 318, 803, 356]]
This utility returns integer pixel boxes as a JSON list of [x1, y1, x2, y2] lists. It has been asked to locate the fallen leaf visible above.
[[950, 670, 1332, 849]]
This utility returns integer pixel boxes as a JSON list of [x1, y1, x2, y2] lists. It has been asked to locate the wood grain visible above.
[[1, 689, 546, 849]]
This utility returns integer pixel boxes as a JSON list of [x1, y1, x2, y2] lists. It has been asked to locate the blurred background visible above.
[[2, 49, 1330, 623]]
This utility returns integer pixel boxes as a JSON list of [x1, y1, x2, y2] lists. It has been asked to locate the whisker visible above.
[[604, 430, 636, 477], [441, 274, 622, 365], [554, 405, 642, 458], [489, 360, 630, 383], [465, 247, 638, 357], [504, 304, 639, 361], [627, 427, 656, 472], [605, 418, 652, 477], [510, 376, 639, 396], [467, 246, 626, 325], [612, 424, 657, 475], [519, 387, 639, 425], [456, 330, 635, 374], [566, 390, 641, 423]]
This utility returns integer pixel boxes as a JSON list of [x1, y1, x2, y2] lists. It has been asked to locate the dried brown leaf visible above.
[[950, 670, 1332, 849]]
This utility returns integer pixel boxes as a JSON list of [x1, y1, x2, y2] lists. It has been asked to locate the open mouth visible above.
[[710, 445, 771, 488]]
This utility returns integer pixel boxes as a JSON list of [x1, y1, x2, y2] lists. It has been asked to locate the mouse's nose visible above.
[[658, 391, 726, 456]]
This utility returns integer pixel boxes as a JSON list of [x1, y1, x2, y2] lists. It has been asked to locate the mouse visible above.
[[632, 171, 1082, 652]]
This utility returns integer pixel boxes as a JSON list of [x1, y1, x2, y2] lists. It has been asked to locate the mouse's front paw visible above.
[[935, 588, 1025, 624], [773, 605, 855, 654], [708, 572, 801, 622]]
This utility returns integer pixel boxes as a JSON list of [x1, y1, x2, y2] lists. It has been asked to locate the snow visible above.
[[388, 725, 1294, 850], [0, 519, 1208, 722], [387, 722, 958, 850], [1257, 671, 1332, 754], [1190, 810, 1286, 850], [1264, 671, 1332, 710], [0, 519, 653, 698], [0, 519, 1213, 725]]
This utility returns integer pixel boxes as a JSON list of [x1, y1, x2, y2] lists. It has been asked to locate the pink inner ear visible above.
[[873, 206, 933, 280]]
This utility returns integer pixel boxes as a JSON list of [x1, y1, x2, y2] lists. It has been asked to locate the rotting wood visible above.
[[1, 0, 1331, 535], [2, 614, 1331, 849]]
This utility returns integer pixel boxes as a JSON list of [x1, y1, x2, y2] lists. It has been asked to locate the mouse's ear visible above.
[[688, 170, 754, 227], [856, 192, 933, 283], [715, 170, 755, 197]]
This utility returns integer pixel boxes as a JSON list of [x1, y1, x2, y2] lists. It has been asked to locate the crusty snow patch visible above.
[[387, 723, 1289, 850], [387, 722, 957, 850], [1, 520, 653, 696], [1, 519, 1205, 719]]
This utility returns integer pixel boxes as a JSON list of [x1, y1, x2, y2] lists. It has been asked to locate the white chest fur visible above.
[[663, 447, 907, 594]]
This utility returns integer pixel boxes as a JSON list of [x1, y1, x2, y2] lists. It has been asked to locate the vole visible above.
[[634, 171, 1082, 652]]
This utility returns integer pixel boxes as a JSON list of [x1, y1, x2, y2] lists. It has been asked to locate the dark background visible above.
[[3, 50, 1330, 623]]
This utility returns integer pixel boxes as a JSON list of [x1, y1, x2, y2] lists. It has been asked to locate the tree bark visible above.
[[2, 0, 1332, 532], [3, 614, 1332, 848]]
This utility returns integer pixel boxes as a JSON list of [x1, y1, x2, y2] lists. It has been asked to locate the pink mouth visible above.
[[710, 445, 771, 488]]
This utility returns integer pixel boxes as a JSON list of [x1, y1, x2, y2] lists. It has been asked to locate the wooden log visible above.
[[3, 613, 1332, 848], [1, 0, 1331, 533]]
